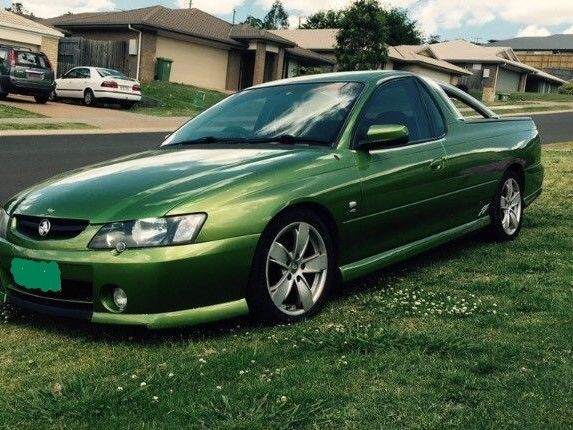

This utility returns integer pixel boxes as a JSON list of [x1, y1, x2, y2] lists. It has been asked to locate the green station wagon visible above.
[[0, 71, 544, 328]]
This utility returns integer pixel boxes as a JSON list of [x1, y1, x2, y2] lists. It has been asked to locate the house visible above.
[[429, 40, 566, 101], [488, 35, 573, 81], [45, 6, 334, 92], [0, 10, 63, 71], [269, 29, 473, 84]]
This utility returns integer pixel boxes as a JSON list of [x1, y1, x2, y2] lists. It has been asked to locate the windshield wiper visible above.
[[168, 136, 248, 146], [245, 135, 331, 145]]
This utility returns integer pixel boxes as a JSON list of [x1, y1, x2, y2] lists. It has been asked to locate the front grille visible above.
[[7, 288, 93, 321], [15, 215, 89, 240]]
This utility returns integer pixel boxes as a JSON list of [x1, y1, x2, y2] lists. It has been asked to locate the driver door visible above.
[[348, 77, 449, 260]]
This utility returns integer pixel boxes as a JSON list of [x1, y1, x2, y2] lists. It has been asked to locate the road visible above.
[[0, 111, 571, 203]]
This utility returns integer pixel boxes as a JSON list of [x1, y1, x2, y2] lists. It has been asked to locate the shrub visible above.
[[558, 81, 573, 95]]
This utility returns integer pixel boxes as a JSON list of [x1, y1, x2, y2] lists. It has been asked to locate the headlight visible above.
[[88, 214, 207, 250], [0, 208, 9, 239]]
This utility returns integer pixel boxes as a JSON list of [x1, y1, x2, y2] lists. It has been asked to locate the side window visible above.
[[78, 68, 91, 78], [64, 69, 80, 79], [417, 81, 446, 138], [355, 78, 433, 145]]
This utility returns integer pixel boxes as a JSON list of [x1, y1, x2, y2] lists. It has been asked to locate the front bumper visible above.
[[0, 232, 258, 329]]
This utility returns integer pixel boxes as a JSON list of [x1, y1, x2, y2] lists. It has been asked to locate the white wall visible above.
[[155, 36, 229, 91], [402, 65, 453, 83]]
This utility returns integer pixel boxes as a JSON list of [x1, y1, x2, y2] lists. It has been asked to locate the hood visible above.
[[8, 147, 334, 223]]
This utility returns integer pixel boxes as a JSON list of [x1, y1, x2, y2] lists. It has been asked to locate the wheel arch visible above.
[[505, 162, 525, 188], [266, 201, 341, 268]]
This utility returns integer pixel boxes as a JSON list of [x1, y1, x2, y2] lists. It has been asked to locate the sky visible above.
[[3, 0, 573, 41]]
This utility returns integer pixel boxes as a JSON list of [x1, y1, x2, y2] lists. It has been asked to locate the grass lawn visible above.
[[0, 143, 572, 429], [496, 105, 572, 116], [134, 81, 228, 117], [0, 122, 94, 131], [0, 104, 44, 119], [506, 92, 573, 103]]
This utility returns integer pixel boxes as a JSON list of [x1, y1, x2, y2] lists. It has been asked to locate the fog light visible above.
[[113, 288, 127, 311]]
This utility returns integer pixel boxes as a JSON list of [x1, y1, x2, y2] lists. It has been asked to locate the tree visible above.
[[263, 0, 289, 30], [300, 10, 344, 29], [382, 8, 423, 46], [335, 0, 388, 71], [426, 34, 442, 44], [242, 15, 265, 29], [5, 2, 33, 16]]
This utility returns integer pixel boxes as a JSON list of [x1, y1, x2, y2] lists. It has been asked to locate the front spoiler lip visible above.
[[4, 290, 249, 330]]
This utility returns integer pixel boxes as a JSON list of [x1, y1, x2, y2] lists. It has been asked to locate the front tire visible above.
[[48, 90, 58, 102], [0, 92, 8, 100], [247, 209, 335, 324], [490, 171, 524, 241], [83, 89, 96, 107]]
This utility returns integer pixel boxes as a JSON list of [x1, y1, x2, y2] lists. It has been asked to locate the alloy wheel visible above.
[[500, 178, 522, 235], [265, 222, 328, 316]]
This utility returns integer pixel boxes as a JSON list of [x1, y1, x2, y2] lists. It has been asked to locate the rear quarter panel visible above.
[[441, 117, 540, 228]]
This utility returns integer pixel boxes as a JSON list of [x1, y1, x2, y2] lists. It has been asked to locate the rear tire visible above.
[[489, 170, 524, 241], [34, 95, 49, 104], [247, 209, 336, 324], [0, 92, 8, 100], [83, 89, 96, 107], [48, 90, 58, 102]]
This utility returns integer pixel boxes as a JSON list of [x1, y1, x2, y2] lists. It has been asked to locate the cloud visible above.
[[564, 26, 573, 34], [413, 0, 573, 35], [516, 25, 551, 37], [19, 0, 115, 18]]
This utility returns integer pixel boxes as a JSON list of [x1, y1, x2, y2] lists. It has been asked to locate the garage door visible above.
[[497, 68, 521, 93]]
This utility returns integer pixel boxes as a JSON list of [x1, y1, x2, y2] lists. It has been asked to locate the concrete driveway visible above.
[[0, 94, 190, 132]]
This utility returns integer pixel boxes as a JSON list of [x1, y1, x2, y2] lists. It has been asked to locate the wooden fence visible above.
[[57, 37, 129, 77]]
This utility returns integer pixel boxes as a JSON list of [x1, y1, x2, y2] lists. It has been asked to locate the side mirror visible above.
[[359, 124, 409, 151]]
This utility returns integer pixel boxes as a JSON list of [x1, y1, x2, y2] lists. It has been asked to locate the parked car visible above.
[[0, 71, 544, 329], [0, 45, 55, 104], [52, 67, 142, 108]]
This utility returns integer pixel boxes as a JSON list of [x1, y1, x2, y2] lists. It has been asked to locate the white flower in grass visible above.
[[140, 382, 147, 387], [117, 386, 124, 391], [199, 358, 207, 364], [168, 373, 174, 378], [152, 396, 159, 402], [216, 385, 222, 390]]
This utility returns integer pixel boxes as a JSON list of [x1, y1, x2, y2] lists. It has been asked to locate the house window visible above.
[[472, 64, 482, 70]]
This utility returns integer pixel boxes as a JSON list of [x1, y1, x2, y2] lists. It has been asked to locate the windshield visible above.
[[97, 68, 126, 78], [163, 82, 364, 147]]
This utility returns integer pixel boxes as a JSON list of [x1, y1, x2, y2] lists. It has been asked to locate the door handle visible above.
[[430, 158, 445, 171]]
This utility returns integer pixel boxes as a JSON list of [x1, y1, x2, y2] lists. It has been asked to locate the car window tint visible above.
[[417, 81, 446, 138], [78, 68, 91, 78], [355, 78, 433, 144], [16, 51, 49, 69], [64, 69, 80, 79]]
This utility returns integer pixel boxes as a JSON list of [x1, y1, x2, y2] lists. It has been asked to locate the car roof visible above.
[[249, 70, 414, 89]]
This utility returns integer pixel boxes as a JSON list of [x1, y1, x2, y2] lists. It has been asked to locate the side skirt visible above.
[[340, 217, 491, 282]]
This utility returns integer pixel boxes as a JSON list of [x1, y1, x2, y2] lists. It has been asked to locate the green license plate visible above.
[[10, 258, 62, 293]]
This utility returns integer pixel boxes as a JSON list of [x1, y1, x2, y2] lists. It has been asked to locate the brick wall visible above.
[[40, 36, 59, 72], [140, 32, 157, 82]]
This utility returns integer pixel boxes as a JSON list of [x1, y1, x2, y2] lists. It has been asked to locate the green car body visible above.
[[0, 71, 544, 328]]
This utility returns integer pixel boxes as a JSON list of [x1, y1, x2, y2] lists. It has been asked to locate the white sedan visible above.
[[52, 67, 142, 108]]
